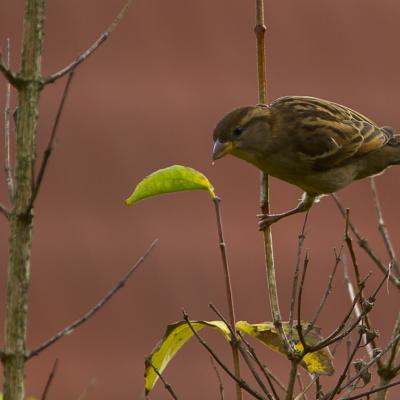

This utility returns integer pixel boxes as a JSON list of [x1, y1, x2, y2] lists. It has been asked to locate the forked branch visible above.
[[43, 0, 134, 85]]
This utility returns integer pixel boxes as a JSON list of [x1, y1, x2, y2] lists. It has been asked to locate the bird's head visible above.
[[212, 105, 273, 166]]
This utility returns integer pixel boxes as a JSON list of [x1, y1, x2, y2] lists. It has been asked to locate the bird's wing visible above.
[[271, 96, 393, 169]]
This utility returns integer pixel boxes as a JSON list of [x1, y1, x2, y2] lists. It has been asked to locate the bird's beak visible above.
[[212, 139, 234, 161]]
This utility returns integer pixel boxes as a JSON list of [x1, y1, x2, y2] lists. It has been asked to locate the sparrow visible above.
[[212, 96, 400, 229]]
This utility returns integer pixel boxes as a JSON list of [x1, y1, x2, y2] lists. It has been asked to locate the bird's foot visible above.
[[257, 213, 283, 230]]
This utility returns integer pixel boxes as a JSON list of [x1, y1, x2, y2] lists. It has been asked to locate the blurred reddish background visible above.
[[0, 0, 400, 398]]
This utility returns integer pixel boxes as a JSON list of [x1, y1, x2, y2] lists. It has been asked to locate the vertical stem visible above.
[[285, 361, 300, 400], [255, 0, 284, 340], [213, 197, 242, 400], [3, 1, 45, 399]]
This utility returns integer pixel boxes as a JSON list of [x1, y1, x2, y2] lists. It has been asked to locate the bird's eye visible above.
[[233, 127, 243, 138]]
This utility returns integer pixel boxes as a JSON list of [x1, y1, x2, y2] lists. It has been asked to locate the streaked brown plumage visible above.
[[212, 96, 400, 228]]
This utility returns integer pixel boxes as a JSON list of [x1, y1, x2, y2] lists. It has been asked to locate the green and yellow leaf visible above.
[[145, 320, 230, 395], [236, 321, 334, 376], [126, 165, 215, 205]]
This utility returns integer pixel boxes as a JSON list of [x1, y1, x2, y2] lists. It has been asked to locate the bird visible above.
[[212, 96, 400, 229]]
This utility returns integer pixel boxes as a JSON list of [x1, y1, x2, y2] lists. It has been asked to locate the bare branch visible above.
[[30, 72, 75, 209], [293, 376, 318, 400], [0, 49, 19, 87], [331, 194, 400, 289], [289, 213, 308, 339], [41, 358, 59, 400], [28, 239, 158, 358], [0, 202, 10, 219], [238, 331, 285, 398], [182, 311, 266, 400], [208, 304, 273, 400], [210, 356, 225, 400], [305, 246, 342, 336], [343, 261, 374, 360], [370, 177, 400, 276], [3, 38, 14, 199], [43, 0, 134, 85], [145, 358, 178, 400], [339, 379, 400, 400], [344, 209, 378, 356], [296, 252, 309, 351], [326, 328, 364, 400]]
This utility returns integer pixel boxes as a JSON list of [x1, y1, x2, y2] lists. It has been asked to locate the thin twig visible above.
[[28, 239, 158, 358], [77, 379, 96, 400], [339, 380, 400, 400], [289, 213, 308, 339], [296, 252, 309, 351], [41, 358, 59, 400], [305, 246, 342, 336], [212, 197, 242, 400], [209, 304, 273, 400], [326, 328, 364, 400], [30, 72, 75, 209], [43, 0, 134, 84], [0, 49, 18, 87], [344, 210, 378, 357], [343, 261, 374, 360], [238, 331, 285, 398], [146, 358, 178, 400], [296, 372, 308, 400], [370, 177, 400, 276], [4, 38, 14, 199], [293, 376, 318, 400], [331, 194, 400, 289], [210, 356, 225, 400], [0, 203, 10, 219], [182, 311, 266, 400]]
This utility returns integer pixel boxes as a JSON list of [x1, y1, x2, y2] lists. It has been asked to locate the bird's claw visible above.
[[257, 213, 281, 230]]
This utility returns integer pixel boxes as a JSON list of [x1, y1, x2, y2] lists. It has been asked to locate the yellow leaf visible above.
[[145, 320, 230, 395], [236, 320, 334, 376]]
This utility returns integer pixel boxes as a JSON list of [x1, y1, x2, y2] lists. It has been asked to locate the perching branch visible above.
[[43, 0, 134, 85], [255, 0, 287, 354], [28, 239, 158, 359]]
